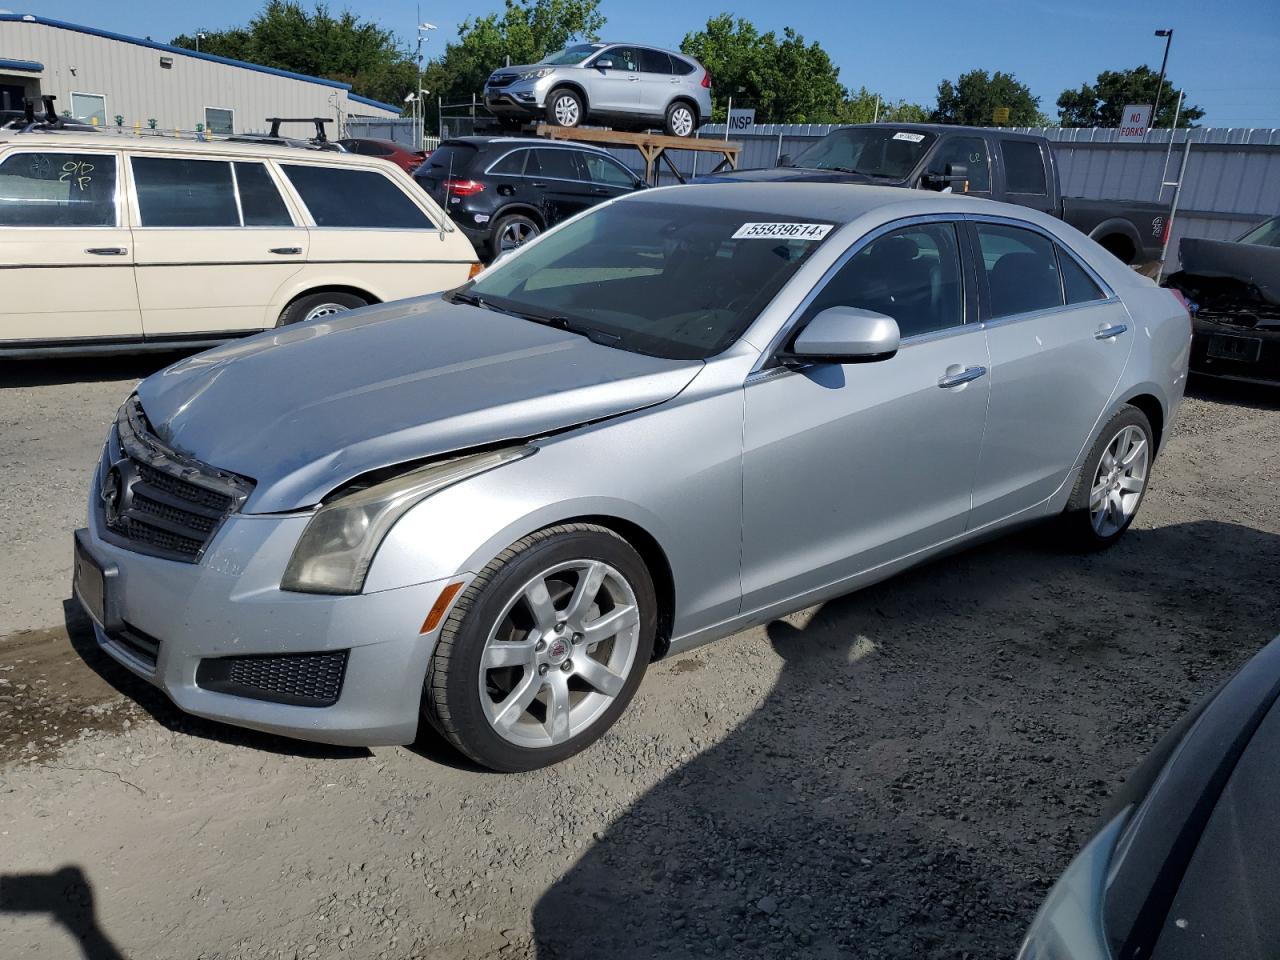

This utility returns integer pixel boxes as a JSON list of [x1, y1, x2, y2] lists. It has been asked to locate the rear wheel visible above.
[[277, 291, 369, 327], [664, 101, 697, 138], [1060, 405, 1153, 550], [546, 88, 584, 128], [490, 213, 541, 257], [424, 524, 657, 772]]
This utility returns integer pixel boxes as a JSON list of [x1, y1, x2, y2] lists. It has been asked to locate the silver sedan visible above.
[[73, 184, 1191, 771]]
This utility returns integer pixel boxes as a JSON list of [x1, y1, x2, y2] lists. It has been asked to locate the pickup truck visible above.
[[704, 123, 1171, 267]]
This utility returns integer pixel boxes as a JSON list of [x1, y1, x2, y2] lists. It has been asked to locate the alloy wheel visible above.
[[670, 106, 694, 137], [478, 559, 641, 749], [553, 95, 581, 127], [1089, 424, 1149, 537], [499, 219, 539, 251], [302, 302, 350, 323]]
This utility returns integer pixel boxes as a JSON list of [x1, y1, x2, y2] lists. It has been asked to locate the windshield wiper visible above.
[[447, 290, 523, 318], [517, 310, 622, 346]]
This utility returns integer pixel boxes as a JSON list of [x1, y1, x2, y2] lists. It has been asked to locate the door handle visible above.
[[937, 365, 988, 388], [628, 75, 640, 82], [1094, 323, 1129, 340], [530, 182, 548, 189], [591, 187, 609, 194], [269, 247, 302, 255], [85, 247, 127, 256]]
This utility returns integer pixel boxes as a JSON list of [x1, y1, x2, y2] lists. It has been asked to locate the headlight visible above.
[[281, 446, 533, 595], [519, 68, 554, 80]]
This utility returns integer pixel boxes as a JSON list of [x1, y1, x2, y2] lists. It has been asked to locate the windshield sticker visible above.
[[892, 132, 926, 143], [732, 222, 833, 241]]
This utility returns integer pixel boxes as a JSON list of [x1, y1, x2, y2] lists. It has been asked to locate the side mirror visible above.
[[788, 307, 900, 364], [925, 162, 969, 192], [776, 153, 792, 168], [595, 58, 614, 70]]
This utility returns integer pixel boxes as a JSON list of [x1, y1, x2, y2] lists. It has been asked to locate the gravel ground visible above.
[[0, 355, 1277, 960]]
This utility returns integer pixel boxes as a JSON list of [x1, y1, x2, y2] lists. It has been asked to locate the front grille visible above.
[[97, 397, 255, 563], [487, 72, 517, 89], [196, 651, 349, 707]]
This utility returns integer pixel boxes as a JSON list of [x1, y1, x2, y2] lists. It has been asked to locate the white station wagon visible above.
[[0, 130, 479, 356]]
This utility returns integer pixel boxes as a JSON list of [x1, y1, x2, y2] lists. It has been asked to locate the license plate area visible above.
[[1207, 334, 1262, 363], [73, 528, 120, 631]]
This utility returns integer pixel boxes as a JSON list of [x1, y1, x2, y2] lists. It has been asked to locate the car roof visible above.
[[0, 129, 401, 166], [439, 136, 616, 156], [623, 181, 1048, 228], [835, 122, 1045, 141]]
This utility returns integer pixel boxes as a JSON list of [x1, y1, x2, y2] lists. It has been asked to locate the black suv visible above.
[[414, 137, 645, 259]]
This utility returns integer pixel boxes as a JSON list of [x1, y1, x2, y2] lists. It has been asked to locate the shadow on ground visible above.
[[0, 352, 196, 390], [534, 520, 1280, 959], [0, 866, 126, 960], [1186, 374, 1280, 411]]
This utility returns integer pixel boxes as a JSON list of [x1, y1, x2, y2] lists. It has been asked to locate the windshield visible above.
[[541, 44, 602, 65], [1239, 216, 1280, 247], [458, 200, 834, 360], [791, 127, 936, 179]]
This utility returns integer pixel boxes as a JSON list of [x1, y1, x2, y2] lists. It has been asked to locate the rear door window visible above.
[[133, 156, 239, 227], [234, 162, 293, 226], [975, 223, 1064, 318], [1057, 246, 1108, 304], [282, 164, 432, 228], [533, 148, 585, 182], [639, 48, 674, 74], [803, 222, 965, 339], [0, 151, 117, 226], [1000, 140, 1048, 195]]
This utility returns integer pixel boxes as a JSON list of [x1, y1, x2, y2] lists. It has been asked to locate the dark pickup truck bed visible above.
[[703, 123, 1170, 267]]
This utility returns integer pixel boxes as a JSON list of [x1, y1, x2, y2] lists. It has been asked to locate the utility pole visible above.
[[1153, 28, 1174, 125]]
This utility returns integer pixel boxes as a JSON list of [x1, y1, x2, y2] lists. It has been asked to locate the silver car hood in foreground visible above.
[[137, 297, 703, 514]]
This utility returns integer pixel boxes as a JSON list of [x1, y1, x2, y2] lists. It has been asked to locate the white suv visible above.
[[0, 130, 479, 357], [484, 42, 713, 138]]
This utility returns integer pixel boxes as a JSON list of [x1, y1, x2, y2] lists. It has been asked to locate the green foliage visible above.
[[172, 1, 418, 108], [834, 87, 931, 125], [423, 0, 605, 113], [680, 15, 846, 123], [1057, 66, 1204, 128], [931, 69, 1046, 126]]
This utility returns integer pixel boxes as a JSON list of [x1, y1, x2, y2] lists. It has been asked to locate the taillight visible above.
[[1169, 288, 1193, 331], [700, 70, 711, 89], [443, 178, 485, 196]]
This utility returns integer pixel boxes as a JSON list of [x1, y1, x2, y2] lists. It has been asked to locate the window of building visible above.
[[204, 107, 235, 136], [0, 152, 117, 226], [70, 92, 107, 127]]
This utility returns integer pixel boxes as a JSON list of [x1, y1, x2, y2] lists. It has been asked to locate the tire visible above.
[[424, 523, 657, 772], [277, 291, 369, 327], [546, 88, 585, 129], [664, 101, 697, 138], [489, 213, 542, 258], [1059, 404, 1154, 551]]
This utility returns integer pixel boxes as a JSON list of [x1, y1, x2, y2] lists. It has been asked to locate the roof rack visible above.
[[224, 117, 343, 152]]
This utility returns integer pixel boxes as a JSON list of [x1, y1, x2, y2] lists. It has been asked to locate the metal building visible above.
[[0, 13, 399, 135]]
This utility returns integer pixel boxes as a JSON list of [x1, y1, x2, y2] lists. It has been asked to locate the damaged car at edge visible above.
[[1165, 215, 1280, 385]]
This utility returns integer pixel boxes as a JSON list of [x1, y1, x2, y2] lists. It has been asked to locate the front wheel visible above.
[[1060, 405, 1154, 550], [424, 524, 657, 772], [546, 89, 584, 128]]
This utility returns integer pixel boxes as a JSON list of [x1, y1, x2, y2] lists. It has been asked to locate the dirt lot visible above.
[[1, 355, 1277, 960]]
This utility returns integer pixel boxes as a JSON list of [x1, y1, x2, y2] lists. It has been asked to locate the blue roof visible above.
[[348, 92, 401, 115], [1, 13, 352, 91], [0, 56, 42, 72]]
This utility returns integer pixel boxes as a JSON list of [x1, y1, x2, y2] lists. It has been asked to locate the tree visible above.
[[422, 0, 605, 114], [172, 1, 417, 107], [931, 69, 1047, 126], [834, 87, 930, 125], [680, 15, 845, 123], [1057, 66, 1204, 128]]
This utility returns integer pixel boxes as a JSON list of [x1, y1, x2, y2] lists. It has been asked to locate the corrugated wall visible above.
[[0, 19, 395, 135], [604, 124, 1280, 269]]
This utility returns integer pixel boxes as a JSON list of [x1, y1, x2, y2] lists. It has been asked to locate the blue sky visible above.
[[23, 0, 1280, 126]]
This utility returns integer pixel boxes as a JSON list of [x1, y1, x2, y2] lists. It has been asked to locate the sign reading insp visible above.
[[1118, 104, 1153, 141], [727, 108, 756, 132]]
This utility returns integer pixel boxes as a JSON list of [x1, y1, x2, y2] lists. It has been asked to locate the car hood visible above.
[[136, 297, 703, 514], [696, 166, 887, 185]]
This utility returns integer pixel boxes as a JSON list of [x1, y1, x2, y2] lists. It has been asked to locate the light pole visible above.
[[1153, 28, 1174, 125], [196, 31, 206, 52], [415, 20, 437, 152]]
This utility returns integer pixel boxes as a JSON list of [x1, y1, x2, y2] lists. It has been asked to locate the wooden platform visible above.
[[536, 126, 741, 185]]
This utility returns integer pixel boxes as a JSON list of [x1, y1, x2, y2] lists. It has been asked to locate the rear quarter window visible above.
[[282, 164, 433, 229], [1000, 140, 1048, 195]]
